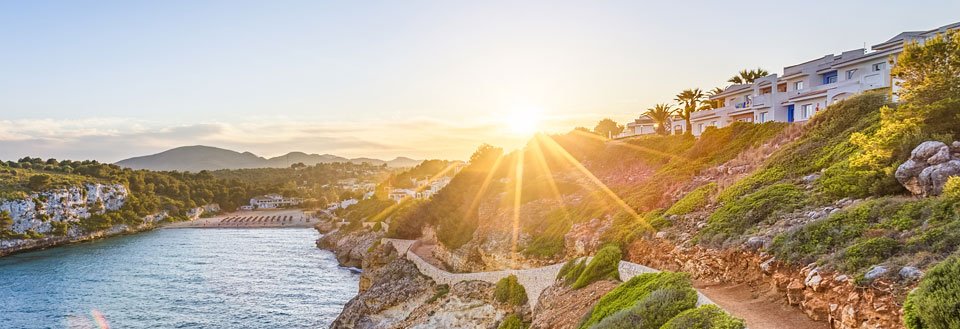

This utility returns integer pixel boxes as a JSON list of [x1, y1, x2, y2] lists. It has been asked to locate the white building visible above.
[[250, 194, 301, 209], [626, 21, 959, 137]]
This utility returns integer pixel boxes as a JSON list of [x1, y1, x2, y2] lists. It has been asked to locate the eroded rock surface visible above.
[[896, 140, 960, 196]]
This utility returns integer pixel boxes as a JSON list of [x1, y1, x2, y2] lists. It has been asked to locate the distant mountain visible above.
[[115, 145, 423, 172]]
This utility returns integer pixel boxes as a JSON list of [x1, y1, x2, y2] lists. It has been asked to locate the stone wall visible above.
[[627, 238, 906, 329], [382, 238, 715, 309]]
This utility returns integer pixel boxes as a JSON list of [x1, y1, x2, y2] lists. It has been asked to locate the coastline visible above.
[[0, 222, 157, 258]]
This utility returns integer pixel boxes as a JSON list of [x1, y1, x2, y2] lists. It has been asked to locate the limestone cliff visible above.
[[331, 242, 522, 329]]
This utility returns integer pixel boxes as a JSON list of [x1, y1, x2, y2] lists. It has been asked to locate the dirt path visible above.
[[694, 281, 828, 329]]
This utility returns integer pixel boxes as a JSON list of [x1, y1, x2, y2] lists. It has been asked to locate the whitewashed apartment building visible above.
[[620, 21, 959, 138]]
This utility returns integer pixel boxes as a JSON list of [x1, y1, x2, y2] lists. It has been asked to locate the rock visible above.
[[899, 266, 923, 280], [786, 279, 805, 305], [928, 146, 953, 165], [655, 231, 668, 239], [802, 173, 821, 183], [864, 266, 889, 281], [564, 217, 613, 257], [834, 275, 849, 283], [841, 305, 859, 328], [760, 258, 776, 274], [897, 141, 960, 196], [911, 141, 947, 161], [744, 236, 767, 251], [804, 269, 823, 290], [801, 293, 830, 321]]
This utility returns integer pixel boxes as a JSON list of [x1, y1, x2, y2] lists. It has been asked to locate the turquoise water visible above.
[[0, 228, 359, 328]]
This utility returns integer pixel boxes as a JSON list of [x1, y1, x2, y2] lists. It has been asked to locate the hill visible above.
[[115, 145, 422, 171]]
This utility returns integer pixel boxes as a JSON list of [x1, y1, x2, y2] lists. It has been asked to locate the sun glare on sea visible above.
[[506, 107, 543, 136]]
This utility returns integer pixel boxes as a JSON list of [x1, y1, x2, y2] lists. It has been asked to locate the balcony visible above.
[[691, 106, 728, 120], [751, 94, 771, 107]]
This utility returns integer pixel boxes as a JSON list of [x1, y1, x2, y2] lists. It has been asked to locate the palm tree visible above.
[[704, 87, 726, 109], [674, 88, 705, 135], [644, 104, 674, 135], [727, 68, 770, 84]]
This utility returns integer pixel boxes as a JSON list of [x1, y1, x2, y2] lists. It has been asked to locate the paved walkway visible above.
[[382, 238, 714, 308]]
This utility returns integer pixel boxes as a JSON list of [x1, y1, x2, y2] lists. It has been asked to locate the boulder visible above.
[[899, 266, 923, 280], [864, 266, 889, 281], [897, 141, 960, 196], [744, 236, 767, 251]]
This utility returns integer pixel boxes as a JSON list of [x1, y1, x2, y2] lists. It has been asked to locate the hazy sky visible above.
[[2, 1, 958, 162]]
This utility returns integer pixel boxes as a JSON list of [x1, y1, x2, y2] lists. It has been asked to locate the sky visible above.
[[2, 1, 958, 162]]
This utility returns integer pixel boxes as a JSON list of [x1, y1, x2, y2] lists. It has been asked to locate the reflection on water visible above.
[[0, 228, 358, 328]]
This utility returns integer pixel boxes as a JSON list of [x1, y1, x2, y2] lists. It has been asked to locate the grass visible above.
[[577, 272, 693, 329], [665, 183, 716, 216], [699, 183, 806, 246]]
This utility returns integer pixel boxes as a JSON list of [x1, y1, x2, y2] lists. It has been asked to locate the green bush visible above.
[[556, 258, 578, 280], [590, 287, 697, 329], [578, 272, 692, 328], [944, 176, 960, 203], [660, 305, 745, 329], [572, 245, 622, 289], [494, 275, 528, 306], [700, 183, 805, 245], [498, 314, 525, 329], [904, 256, 960, 329], [666, 183, 716, 216], [561, 258, 587, 285], [840, 237, 899, 272]]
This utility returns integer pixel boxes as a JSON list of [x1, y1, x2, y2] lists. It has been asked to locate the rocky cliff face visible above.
[[317, 227, 383, 268], [0, 183, 185, 256], [332, 242, 520, 329], [0, 183, 128, 234]]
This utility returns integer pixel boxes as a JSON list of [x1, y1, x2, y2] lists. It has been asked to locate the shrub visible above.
[[700, 183, 805, 245], [578, 272, 692, 328], [498, 314, 525, 329], [561, 258, 587, 285], [660, 305, 745, 329], [556, 258, 578, 280], [840, 237, 899, 272], [944, 176, 960, 203], [903, 256, 960, 329], [590, 287, 697, 329], [494, 275, 528, 306], [572, 245, 622, 289], [666, 183, 716, 216]]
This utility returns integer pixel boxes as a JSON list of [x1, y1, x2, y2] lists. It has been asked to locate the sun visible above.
[[506, 108, 543, 136]]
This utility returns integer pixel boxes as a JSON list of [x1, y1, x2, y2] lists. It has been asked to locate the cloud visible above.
[[0, 115, 594, 163]]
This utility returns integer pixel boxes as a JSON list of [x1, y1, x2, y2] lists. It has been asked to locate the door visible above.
[[787, 105, 795, 123]]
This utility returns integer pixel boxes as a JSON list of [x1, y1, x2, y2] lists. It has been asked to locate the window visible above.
[[794, 81, 804, 90], [759, 112, 767, 123], [698, 123, 704, 134], [872, 62, 885, 71], [711, 121, 717, 127], [846, 69, 857, 80], [822, 71, 838, 84], [801, 104, 813, 119]]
